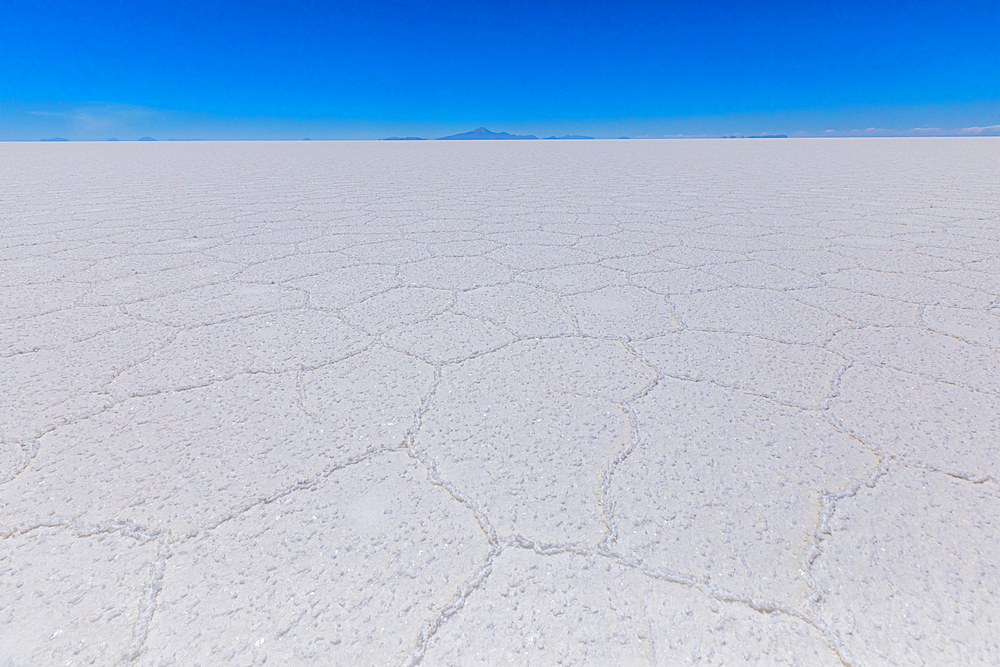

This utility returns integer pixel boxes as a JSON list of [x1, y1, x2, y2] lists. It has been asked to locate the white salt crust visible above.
[[1, 138, 998, 666]]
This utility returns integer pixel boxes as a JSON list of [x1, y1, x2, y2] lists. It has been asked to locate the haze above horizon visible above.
[[2, 0, 998, 140]]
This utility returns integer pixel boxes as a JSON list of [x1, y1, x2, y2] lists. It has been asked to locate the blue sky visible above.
[[2, 0, 998, 139]]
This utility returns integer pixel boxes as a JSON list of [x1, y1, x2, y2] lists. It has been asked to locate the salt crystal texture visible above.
[[1, 138, 998, 666]]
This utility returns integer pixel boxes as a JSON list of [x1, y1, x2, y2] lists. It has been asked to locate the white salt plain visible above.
[[1, 138, 998, 666]]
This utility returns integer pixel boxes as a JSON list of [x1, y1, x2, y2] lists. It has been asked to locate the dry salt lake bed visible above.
[[1, 138, 998, 666]]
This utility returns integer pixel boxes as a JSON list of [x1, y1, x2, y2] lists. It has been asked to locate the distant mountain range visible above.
[[381, 129, 596, 141], [438, 127, 537, 140], [39, 137, 69, 142]]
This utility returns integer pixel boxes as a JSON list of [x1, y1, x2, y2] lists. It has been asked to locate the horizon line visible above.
[[5, 135, 1000, 143]]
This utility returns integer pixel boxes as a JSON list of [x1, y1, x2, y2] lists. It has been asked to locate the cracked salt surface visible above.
[[1, 138, 998, 666]]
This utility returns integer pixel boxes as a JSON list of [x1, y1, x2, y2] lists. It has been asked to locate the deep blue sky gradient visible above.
[[3, 0, 999, 139]]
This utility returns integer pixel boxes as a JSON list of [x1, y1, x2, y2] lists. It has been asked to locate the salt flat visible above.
[[1, 138, 998, 666]]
